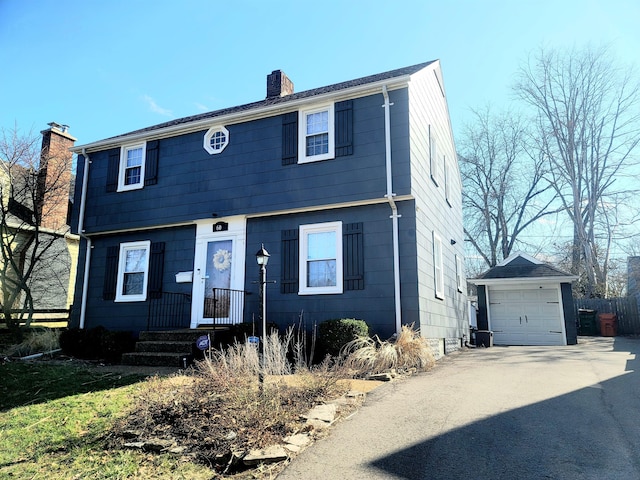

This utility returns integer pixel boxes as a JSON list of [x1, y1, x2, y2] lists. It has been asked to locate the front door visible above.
[[191, 219, 246, 328]]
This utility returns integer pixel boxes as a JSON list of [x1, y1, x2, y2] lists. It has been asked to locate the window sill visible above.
[[298, 154, 335, 164]]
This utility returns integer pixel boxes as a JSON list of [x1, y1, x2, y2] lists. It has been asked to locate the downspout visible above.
[[78, 148, 92, 329], [382, 85, 402, 335]]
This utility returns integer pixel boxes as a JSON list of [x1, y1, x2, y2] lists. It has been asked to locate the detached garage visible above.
[[470, 253, 577, 346]]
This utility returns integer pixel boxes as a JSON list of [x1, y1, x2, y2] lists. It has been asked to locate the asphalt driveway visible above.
[[278, 336, 640, 480]]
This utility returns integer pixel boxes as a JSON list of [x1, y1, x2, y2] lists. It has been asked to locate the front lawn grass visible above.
[[0, 362, 212, 479]]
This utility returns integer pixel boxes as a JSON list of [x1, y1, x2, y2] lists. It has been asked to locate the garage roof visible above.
[[470, 252, 577, 284]]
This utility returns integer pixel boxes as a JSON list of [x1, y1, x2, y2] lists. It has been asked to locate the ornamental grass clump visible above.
[[112, 329, 349, 474], [342, 324, 435, 375], [6, 328, 60, 357]]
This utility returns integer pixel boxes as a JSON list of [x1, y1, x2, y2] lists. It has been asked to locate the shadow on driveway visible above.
[[369, 337, 640, 480]]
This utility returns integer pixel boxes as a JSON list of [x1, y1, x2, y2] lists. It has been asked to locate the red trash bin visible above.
[[599, 313, 617, 337]]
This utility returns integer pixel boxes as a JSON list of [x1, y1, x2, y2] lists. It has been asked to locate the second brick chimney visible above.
[[38, 122, 76, 230], [266, 70, 294, 98]]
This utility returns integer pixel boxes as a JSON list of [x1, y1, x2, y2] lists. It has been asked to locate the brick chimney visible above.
[[266, 70, 294, 98], [38, 122, 76, 230]]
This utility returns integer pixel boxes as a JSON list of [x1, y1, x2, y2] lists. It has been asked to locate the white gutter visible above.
[[78, 148, 92, 329], [382, 85, 402, 335]]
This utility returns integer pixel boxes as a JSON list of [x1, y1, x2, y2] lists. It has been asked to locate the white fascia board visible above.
[[498, 251, 543, 266], [72, 77, 412, 154], [469, 275, 578, 286]]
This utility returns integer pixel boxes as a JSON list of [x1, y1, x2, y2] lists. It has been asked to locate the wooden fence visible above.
[[4, 309, 70, 326], [574, 297, 640, 335]]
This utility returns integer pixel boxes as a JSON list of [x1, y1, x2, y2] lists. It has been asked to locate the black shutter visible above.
[[145, 140, 159, 186], [103, 245, 119, 300], [343, 222, 364, 290], [106, 149, 120, 192], [335, 100, 353, 157], [281, 229, 299, 293], [282, 112, 298, 165], [148, 242, 165, 299]]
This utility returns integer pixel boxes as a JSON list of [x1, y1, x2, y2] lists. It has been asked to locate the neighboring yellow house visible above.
[[0, 123, 79, 323]]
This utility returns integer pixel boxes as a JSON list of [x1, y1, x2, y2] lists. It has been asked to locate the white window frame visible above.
[[203, 126, 230, 155], [118, 143, 146, 192], [429, 125, 438, 186], [115, 240, 151, 302], [298, 103, 335, 164], [444, 157, 451, 206], [299, 221, 343, 295], [433, 232, 444, 299], [455, 254, 464, 293]]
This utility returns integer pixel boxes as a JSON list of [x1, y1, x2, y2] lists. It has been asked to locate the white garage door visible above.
[[488, 288, 566, 346]]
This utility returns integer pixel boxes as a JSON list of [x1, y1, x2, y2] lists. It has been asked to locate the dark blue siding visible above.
[[243, 201, 418, 339], [561, 283, 577, 345], [80, 89, 412, 233], [69, 226, 196, 333]]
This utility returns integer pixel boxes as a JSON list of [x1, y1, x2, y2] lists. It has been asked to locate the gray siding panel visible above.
[[562, 283, 577, 345]]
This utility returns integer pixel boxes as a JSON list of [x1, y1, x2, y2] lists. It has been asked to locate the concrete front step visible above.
[[138, 329, 222, 343], [135, 341, 195, 354], [123, 329, 230, 367], [121, 351, 194, 368]]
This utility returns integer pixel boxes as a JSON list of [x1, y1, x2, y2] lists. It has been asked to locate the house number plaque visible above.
[[213, 221, 228, 232]]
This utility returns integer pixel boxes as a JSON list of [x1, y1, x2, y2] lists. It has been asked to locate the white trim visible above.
[[433, 232, 444, 299], [115, 240, 151, 302], [190, 217, 246, 328], [498, 251, 543, 266], [117, 143, 146, 192], [299, 221, 343, 295], [455, 254, 464, 293], [78, 195, 417, 237], [444, 157, 451, 206], [429, 125, 438, 186], [72, 77, 417, 154], [298, 103, 335, 163], [203, 126, 229, 155], [469, 276, 577, 286]]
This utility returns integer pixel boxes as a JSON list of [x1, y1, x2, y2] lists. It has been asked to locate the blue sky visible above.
[[1, 0, 638, 146]]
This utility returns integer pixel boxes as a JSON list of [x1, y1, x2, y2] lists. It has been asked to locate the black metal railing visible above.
[[204, 288, 247, 326], [147, 292, 192, 331]]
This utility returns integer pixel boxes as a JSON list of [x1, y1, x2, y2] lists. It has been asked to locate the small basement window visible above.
[[203, 126, 230, 154]]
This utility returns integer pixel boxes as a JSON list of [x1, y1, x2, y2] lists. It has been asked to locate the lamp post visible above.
[[255, 244, 270, 378]]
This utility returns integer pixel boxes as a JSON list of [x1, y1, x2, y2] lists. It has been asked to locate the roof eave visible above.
[[468, 275, 579, 286], [71, 74, 415, 154]]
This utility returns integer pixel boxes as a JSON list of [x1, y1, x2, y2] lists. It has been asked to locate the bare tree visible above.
[[0, 125, 74, 331], [459, 107, 559, 268], [515, 45, 640, 297]]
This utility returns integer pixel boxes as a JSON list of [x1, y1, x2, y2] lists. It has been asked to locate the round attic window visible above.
[[203, 126, 229, 155]]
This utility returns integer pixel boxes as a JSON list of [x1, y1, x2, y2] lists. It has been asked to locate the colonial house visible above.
[[0, 123, 79, 322], [69, 61, 467, 358]]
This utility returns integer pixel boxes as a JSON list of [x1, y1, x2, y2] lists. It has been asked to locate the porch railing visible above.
[[147, 292, 192, 331], [204, 288, 248, 326]]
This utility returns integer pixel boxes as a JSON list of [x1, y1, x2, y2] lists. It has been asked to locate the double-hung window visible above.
[[433, 232, 444, 299], [455, 254, 464, 293], [299, 104, 335, 163], [429, 125, 438, 186], [115, 241, 151, 302], [299, 221, 343, 294], [118, 143, 146, 191]]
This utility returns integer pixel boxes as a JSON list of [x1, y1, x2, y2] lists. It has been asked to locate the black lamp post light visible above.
[[255, 244, 270, 381]]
